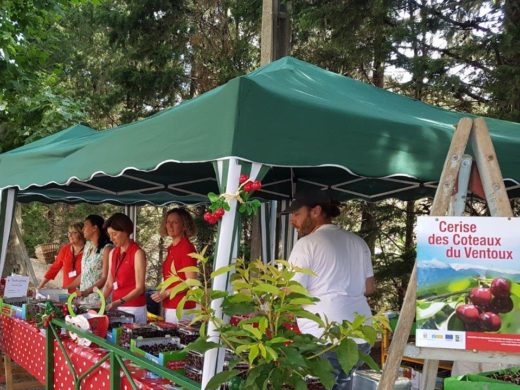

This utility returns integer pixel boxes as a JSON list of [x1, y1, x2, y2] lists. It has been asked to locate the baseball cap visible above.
[[280, 189, 333, 214]]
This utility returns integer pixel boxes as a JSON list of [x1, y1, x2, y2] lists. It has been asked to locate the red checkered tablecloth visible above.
[[0, 316, 181, 389]]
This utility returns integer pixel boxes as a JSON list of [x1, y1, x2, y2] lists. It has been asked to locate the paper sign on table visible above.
[[4, 274, 30, 298]]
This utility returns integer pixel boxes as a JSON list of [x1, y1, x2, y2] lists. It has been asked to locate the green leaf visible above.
[[416, 302, 445, 321], [294, 267, 317, 277], [258, 343, 267, 359], [287, 283, 311, 296], [239, 204, 247, 213], [244, 365, 271, 389], [266, 337, 290, 345], [236, 344, 253, 354], [359, 350, 380, 372], [211, 290, 228, 300], [168, 282, 188, 299], [265, 345, 278, 361], [176, 295, 188, 320], [226, 293, 252, 303], [208, 192, 219, 202], [232, 281, 251, 290], [252, 283, 280, 295], [189, 252, 207, 262], [248, 344, 259, 365], [351, 315, 367, 329], [511, 281, 520, 298], [293, 310, 325, 327], [282, 347, 308, 368], [258, 317, 268, 333], [308, 358, 335, 390], [177, 266, 199, 274], [289, 297, 316, 305], [184, 278, 202, 287], [361, 326, 377, 345], [205, 369, 240, 390], [221, 301, 257, 315], [292, 375, 307, 390], [276, 260, 291, 268], [337, 338, 359, 375], [242, 324, 262, 339], [185, 338, 220, 353], [211, 265, 235, 278]]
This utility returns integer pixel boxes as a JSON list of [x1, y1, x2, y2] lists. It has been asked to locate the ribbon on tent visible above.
[[0, 188, 18, 277]]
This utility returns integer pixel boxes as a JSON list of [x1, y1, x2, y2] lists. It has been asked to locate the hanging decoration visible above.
[[204, 175, 262, 224]]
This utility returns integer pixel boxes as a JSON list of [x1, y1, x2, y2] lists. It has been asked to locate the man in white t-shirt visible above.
[[283, 189, 375, 390]]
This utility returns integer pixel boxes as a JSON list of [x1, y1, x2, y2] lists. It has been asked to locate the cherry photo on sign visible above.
[[455, 277, 514, 332]]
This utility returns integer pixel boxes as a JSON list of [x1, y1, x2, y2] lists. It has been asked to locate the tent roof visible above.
[[2, 57, 520, 204]]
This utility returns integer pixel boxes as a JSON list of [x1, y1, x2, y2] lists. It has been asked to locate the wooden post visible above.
[[378, 118, 473, 390], [261, 0, 276, 66], [260, 0, 290, 66]]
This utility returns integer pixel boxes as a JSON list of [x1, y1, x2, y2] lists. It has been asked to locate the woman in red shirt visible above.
[[102, 213, 147, 323], [151, 208, 198, 323], [38, 222, 85, 293]]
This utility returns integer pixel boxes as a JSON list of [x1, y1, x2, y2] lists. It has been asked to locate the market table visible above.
[[0, 316, 182, 389]]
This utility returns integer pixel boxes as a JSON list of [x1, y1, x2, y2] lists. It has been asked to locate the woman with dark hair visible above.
[[151, 208, 198, 323], [75, 214, 113, 304], [102, 213, 147, 322], [38, 222, 85, 293]]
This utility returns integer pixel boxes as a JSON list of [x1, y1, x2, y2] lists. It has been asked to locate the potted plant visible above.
[[159, 248, 388, 390]]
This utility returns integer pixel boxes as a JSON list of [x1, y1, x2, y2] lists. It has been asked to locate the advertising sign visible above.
[[416, 216, 520, 352]]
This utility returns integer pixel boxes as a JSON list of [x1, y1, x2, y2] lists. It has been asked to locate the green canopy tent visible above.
[[1, 56, 520, 386]]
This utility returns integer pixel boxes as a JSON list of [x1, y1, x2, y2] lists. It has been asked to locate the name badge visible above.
[[113, 282, 118, 290], [68, 270, 77, 278]]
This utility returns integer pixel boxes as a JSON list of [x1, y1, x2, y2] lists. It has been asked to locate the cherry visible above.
[[215, 208, 225, 218], [251, 180, 262, 191], [208, 214, 219, 224], [243, 182, 253, 192], [480, 312, 501, 332], [491, 296, 514, 313], [203, 212, 212, 222], [491, 278, 511, 298], [469, 287, 493, 307], [239, 174, 249, 184], [456, 304, 480, 323]]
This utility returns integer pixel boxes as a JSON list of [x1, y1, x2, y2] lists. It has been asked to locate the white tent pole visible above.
[[0, 189, 17, 277], [269, 201, 277, 261], [260, 203, 268, 263], [124, 205, 138, 239], [201, 158, 241, 388]]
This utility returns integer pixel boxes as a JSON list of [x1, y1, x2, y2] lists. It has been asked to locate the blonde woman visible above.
[[151, 208, 198, 323], [38, 222, 85, 293]]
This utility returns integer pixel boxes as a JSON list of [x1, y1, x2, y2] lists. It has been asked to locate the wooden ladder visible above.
[[378, 117, 520, 390]]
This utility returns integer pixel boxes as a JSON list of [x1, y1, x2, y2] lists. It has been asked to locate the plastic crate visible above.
[[130, 336, 187, 366]]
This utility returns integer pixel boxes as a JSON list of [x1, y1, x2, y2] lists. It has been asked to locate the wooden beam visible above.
[[421, 359, 440, 390], [470, 117, 513, 217], [431, 117, 473, 216]]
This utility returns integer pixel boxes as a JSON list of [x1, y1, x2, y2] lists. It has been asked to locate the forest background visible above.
[[2, 0, 520, 312]]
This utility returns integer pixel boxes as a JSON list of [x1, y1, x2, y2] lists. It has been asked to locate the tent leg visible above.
[[201, 158, 241, 388], [0, 189, 17, 278]]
